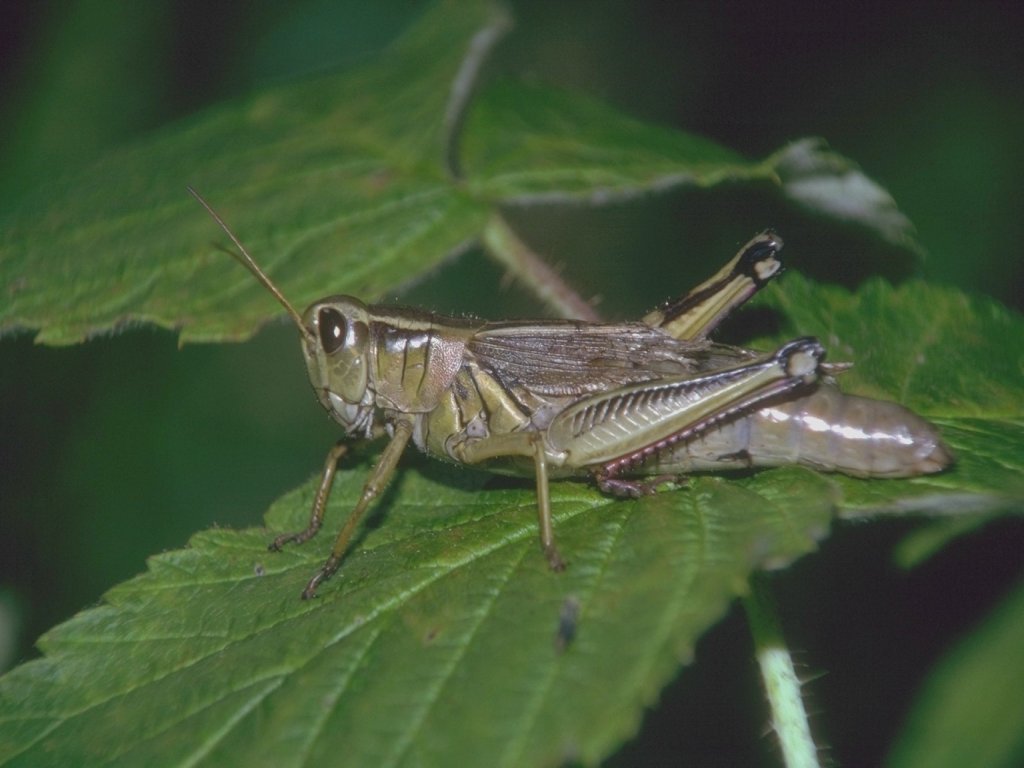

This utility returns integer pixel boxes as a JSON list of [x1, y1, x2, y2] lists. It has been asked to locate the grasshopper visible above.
[[190, 189, 952, 599]]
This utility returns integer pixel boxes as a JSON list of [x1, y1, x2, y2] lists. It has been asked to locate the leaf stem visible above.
[[482, 213, 602, 322], [443, 7, 512, 179], [743, 574, 820, 768]]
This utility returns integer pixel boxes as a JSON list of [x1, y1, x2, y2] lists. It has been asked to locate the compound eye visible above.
[[318, 307, 347, 354]]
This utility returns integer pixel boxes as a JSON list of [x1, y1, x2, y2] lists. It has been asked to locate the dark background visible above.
[[2, 2, 1022, 765]]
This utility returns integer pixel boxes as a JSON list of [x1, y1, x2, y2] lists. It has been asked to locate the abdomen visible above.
[[652, 384, 952, 478]]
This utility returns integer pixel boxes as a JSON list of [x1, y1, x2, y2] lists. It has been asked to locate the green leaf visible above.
[[0, 0, 509, 345], [463, 83, 916, 249], [1, 275, 1020, 766], [887, 577, 1024, 768], [1, 10, 917, 348], [754, 274, 1024, 519], [892, 513, 1002, 569], [462, 79, 758, 199], [761, 273, 1024, 417], [2, 2, 1021, 765], [0, 465, 834, 767]]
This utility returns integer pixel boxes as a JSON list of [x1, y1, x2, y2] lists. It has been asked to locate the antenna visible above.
[[187, 185, 312, 339]]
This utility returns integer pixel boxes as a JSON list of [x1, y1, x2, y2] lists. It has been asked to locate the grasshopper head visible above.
[[187, 187, 377, 435], [302, 296, 375, 434]]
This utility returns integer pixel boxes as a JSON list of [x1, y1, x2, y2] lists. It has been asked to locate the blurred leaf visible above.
[[893, 514, 998, 569], [462, 78, 758, 199], [1, 18, 921, 347], [887, 577, 1024, 768], [464, 83, 919, 255], [0, 591, 19, 674], [771, 138, 918, 252], [0, 3, 173, 205], [0, 0, 510, 345]]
